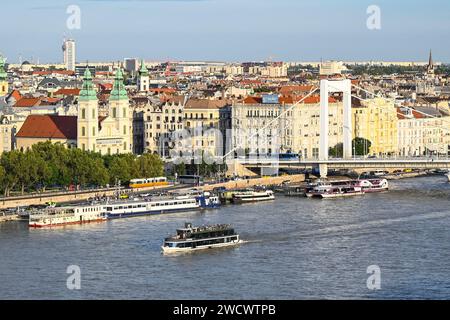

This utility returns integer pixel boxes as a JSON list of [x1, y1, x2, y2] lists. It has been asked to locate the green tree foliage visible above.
[[185, 152, 228, 178], [329, 138, 372, 158], [137, 153, 164, 179], [353, 137, 372, 156], [171, 163, 186, 177], [349, 65, 423, 76], [329, 143, 343, 158], [0, 142, 164, 196]]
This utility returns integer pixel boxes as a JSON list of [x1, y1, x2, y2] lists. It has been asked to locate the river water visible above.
[[1, 176, 449, 300]]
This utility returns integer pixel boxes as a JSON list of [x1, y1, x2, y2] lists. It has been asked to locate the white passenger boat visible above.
[[231, 189, 275, 204], [29, 204, 107, 228], [105, 195, 200, 219], [162, 223, 241, 254], [306, 182, 364, 199], [356, 179, 389, 193]]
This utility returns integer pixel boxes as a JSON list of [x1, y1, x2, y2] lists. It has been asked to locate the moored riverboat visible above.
[[356, 179, 389, 193], [306, 181, 364, 199], [29, 204, 107, 228], [105, 195, 200, 219], [195, 192, 221, 209], [231, 189, 275, 204]]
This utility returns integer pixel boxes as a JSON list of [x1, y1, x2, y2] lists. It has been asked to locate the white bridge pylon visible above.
[[320, 79, 352, 161]]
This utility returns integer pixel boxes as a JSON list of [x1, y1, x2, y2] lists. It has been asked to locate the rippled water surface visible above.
[[1, 176, 450, 299]]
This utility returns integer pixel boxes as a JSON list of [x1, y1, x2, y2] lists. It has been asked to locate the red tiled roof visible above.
[[150, 88, 177, 94], [396, 108, 426, 120], [96, 71, 113, 76], [279, 85, 314, 94], [8, 90, 22, 101], [412, 110, 425, 119], [281, 95, 338, 104], [54, 88, 81, 96], [40, 97, 61, 104], [396, 108, 406, 119], [14, 97, 41, 108], [299, 96, 337, 104], [243, 96, 263, 104], [98, 83, 113, 90], [16, 115, 77, 140], [185, 98, 229, 109]]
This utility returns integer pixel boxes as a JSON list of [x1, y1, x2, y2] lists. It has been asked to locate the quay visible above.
[[0, 175, 305, 216], [0, 185, 171, 211]]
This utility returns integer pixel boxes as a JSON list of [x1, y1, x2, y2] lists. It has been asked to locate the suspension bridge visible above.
[[233, 79, 450, 177]]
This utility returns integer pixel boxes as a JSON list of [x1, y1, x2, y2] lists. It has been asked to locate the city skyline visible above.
[[1, 0, 450, 63]]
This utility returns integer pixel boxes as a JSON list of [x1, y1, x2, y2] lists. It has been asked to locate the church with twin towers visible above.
[[77, 67, 132, 154], [14, 66, 132, 155]]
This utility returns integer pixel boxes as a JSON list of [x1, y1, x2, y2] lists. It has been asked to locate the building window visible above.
[[81, 109, 86, 119], [313, 148, 319, 159], [92, 127, 96, 136], [124, 142, 127, 151], [82, 126, 86, 137], [112, 108, 117, 118], [123, 108, 127, 118], [92, 109, 95, 119], [123, 125, 127, 135]]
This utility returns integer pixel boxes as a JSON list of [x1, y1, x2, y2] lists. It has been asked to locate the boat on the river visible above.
[[305, 178, 388, 198], [195, 192, 221, 209], [162, 222, 241, 254], [29, 204, 107, 228], [105, 195, 200, 219], [231, 189, 275, 203], [356, 179, 389, 193], [306, 181, 364, 199]]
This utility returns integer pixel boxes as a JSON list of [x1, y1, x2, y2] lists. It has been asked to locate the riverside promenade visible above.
[[0, 174, 306, 212]]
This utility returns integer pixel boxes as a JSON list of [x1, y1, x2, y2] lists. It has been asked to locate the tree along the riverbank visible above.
[[0, 142, 164, 197], [329, 138, 372, 157]]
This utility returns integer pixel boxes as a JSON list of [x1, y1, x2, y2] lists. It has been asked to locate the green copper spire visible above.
[[79, 67, 97, 101], [110, 68, 128, 101], [138, 59, 149, 76], [0, 55, 7, 81]]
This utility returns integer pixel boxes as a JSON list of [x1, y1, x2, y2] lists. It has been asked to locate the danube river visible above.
[[1, 176, 450, 299]]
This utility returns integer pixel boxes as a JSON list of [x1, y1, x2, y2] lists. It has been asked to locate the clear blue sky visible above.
[[1, 0, 449, 63]]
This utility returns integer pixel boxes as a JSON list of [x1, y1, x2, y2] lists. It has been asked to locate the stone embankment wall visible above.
[[202, 174, 306, 192]]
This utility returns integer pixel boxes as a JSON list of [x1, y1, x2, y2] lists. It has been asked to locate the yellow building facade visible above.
[[184, 99, 228, 158], [352, 98, 399, 156]]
